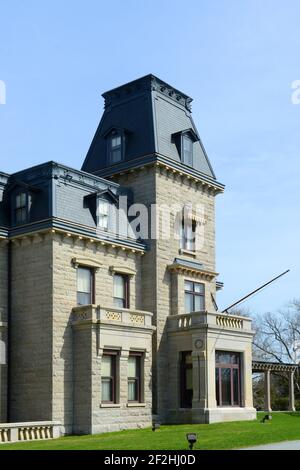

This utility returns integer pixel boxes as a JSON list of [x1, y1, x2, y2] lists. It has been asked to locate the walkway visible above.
[[239, 440, 300, 450]]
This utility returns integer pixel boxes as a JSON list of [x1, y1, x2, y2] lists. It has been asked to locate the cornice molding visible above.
[[168, 263, 218, 281], [100, 154, 224, 194]]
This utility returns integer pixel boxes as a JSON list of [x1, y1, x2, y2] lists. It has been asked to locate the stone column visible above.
[[288, 370, 295, 412], [264, 369, 272, 412]]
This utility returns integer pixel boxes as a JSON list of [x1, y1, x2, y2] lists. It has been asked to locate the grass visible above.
[[1, 412, 300, 450]]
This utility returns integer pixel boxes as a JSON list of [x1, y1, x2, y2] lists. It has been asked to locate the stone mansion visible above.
[[0, 75, 256, 435]]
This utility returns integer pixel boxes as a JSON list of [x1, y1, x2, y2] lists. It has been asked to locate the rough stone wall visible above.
[[73, 324, 92, 434], [110, 165, 218, 420], [90, 325, 153, 434], [0, 240, 8, 422], [9, 234, 53, 422], [52, 233, 144, 432]]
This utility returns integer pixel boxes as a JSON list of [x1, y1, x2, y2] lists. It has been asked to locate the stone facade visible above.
[[0, 74, 257, 433]]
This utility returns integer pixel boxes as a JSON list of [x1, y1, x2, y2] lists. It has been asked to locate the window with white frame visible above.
[[97, 199, 109, 230]]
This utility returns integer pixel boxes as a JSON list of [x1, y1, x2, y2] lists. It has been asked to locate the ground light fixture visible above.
[[152, 422, 161, 431], [186, 433, 197, 450], [262, 414, 272, 423]]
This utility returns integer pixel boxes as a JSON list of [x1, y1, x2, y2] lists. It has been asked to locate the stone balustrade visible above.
[[72, 304, 153, 328], [168, 311, 252, 332], [0, 421, 61, 444]]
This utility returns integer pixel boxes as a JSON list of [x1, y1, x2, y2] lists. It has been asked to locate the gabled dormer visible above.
[[82, 74, 217, 182]]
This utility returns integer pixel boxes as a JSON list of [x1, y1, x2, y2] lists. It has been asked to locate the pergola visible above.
[[252, 360, 299, 412]]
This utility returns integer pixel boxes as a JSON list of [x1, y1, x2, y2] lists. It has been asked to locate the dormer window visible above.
[[182, 135, 193, 166], [110, 133, 122, 164], [97, 199, 109, 230], [172, 129, 198, 168], [15, 191, 30, 224]]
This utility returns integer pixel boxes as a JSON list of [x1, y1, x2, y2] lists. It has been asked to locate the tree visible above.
[[252, 299, 300, 408]]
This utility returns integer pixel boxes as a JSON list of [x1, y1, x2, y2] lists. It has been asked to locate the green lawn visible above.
[[1, 412, 300, 450]]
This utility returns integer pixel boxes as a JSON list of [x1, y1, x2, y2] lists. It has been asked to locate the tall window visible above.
[[15, 192, 28, 224], [185, 281, 205, 313], [180, 216, 196, 252], [215, 351, 241, 407], [113, 274, 129, 309], [101, 351, 117, 403], [128, 353, 142, 402], [98, 199, 109, 230], [110, 134, 122, 164], [77, 267, 94, 305], [180, 351, 193, 408], [182, 135, 193, 166]]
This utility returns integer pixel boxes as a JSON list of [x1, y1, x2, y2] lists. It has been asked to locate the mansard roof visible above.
[[81, 74, 217, 180], [0, 161, 145, 251]]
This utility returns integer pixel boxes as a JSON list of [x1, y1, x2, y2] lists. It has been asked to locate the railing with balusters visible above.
[[0, 421, 61, 444], [168, 311, 251, 332]]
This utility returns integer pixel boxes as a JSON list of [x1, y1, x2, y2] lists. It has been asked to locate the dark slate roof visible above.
[[82, 74, 216, 179], [0, 161, 145, 249]]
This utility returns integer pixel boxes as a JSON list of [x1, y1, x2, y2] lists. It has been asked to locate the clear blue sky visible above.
[[0, 0, 299, 315]]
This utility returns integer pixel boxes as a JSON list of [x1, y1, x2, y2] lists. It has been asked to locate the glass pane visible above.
[[101, 379, 111, 401], [184, 353, 193, 365], [194, 283, 204, 294], [77, 292, 91, 305], [128, 380, 137, 401], [233, 368, 239, 405], [98, 200, 109, 215], [185, 293, 193, 313], [128, 356, 137, 377], [183, 137, 193, 165], [216, 368, 220, 406], [16, 192, 26, 208], [16, 208, 27, 224], [98, 214, 108, 229], [114, 275, 125, 299], [184, 281, 193, 291], [112, 135, 121, 148], [216, 352, 232, 364], [111, 148, 122, 163], [102, 355, 112, 376], [186, 368, 193, 390], [194, 294, 205, 312], [113, 297, 124, 308], [221, 368, 231, 405], [77, 268, 91, 293]]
